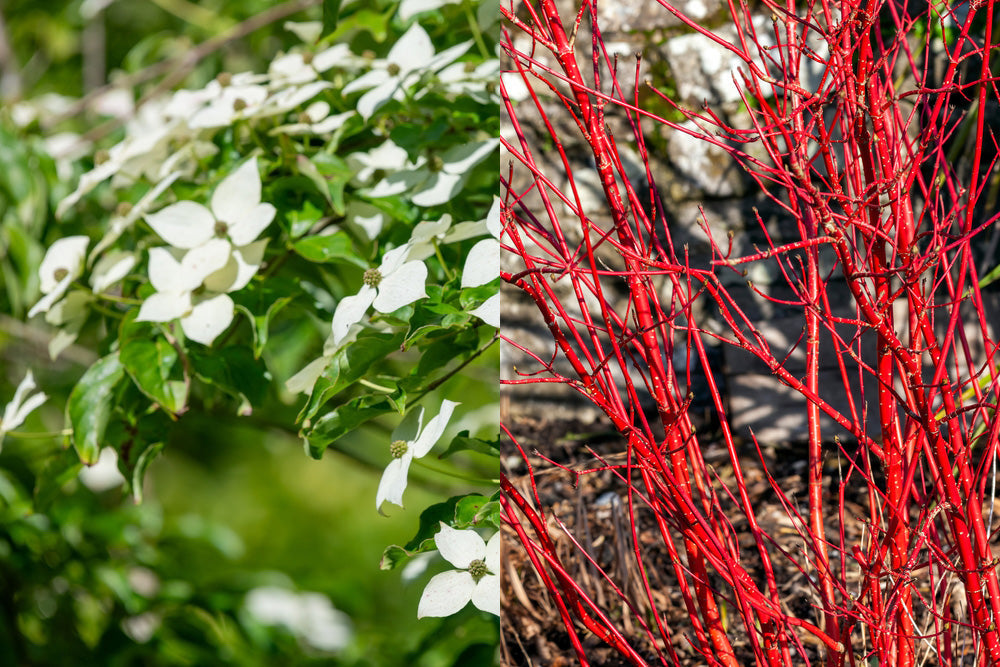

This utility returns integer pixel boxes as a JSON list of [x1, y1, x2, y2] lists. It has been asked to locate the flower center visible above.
[[233, 98, 248, 111], [390, 440, 408, 459], [363, 268, 383, 288], [468, 559, 489, 582], [464, 61, 477, 73], [53, 268, 69, 282], [94, 149, 111, 166], [302, 52, 314, 65], [428, 155, 444, 173], [387, 63, 401, 76], [116, 201, 133, 217], [216, 72, 232, 87], [215, 221, 229, 238]]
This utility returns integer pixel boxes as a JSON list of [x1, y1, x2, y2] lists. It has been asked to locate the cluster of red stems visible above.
[[499, 0, 1000, 665]]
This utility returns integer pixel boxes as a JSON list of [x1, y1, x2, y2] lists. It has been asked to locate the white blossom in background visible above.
[[376, 400, 458, 514], [245, 586, 352, 653], [121, 613, 160, 644], [342, 23, 471, 120], [461, 196, 501, 287], [417, 524, 500, 618], [365, 138, 499, 207], [330, 245, 427, 345], [55, 100, 190, 218], [435, 59, 502, 101], [91, 170, 184, 258], [79, 447, 126, 492], [0, 370, 47, 448], [28, 236, 90, 317], [45, 291, 93, 360], [269, 102, 354, 136], [268, 43, 359, 86], [347, 140, 412, 185], [90, 250, 137, 294], [345, 200, 388, 241]]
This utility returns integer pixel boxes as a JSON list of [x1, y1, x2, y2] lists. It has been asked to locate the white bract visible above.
[[365, 138, 499, 207], [342, 23, 471, 120], [417, 523, 500, 618], [0, 370, 47, 447], [330, 245, 427, 345], [136, 239, 266, 346], [143, 157, 275, 250], [29, 236, 90, 317], [461, 196, 502, 288], [79, 447, 126, 492], [268, 43, 358, 86], [469, 293, 500, 328], [347, 140, 411, 185], [269, 101, 354, 136], [375, 399, 458, 514]]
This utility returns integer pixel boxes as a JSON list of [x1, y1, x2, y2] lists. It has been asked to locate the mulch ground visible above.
[[498, 413, 974, 666]]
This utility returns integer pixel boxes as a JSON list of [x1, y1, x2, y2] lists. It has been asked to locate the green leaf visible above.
[[33, 446, 83, 511], [454, 494, 491, 526], [269, 175, 328, 238], [67, 353, 125, 464], [298, 330, 405, 423], [292, 231, 365, 267], [322, 0, 343, 37], [378, 494, 491, 570], [231, 278, 298, 358], [439, 431, 501, 459], [309, 153, 352, 215], [120, 319, 188, 416], [190, 346, 268, 411], [129, 442, 163, 504]]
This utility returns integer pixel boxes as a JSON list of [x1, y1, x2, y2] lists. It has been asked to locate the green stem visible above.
[[462, 0, 491, 60], [433, 239, 454, 282], [359, 378, 395, 393], [412, 457, 497, 485], [2, 428, 72, 439]]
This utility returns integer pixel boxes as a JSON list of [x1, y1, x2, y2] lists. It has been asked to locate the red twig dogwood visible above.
[[501, 0, 1000, 664]]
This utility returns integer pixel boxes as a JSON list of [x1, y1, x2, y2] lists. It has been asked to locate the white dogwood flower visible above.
[[269, 101, 354, 136], [245, 586, 352, 653], [28, 236, 90, 317], [0, 370, 47, 448], [143, 157, 275, 251], [461, 196, 502, 288], [330, 245, 427, 345], [376, 400, 458, 514], [364, 139, 498, 207], [417, 524, 500, 618], [135, 238, 265, 346], [342, 23, 471, 120]]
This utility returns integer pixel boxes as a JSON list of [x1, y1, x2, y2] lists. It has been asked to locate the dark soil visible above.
[[498, 414, 971, 667]]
